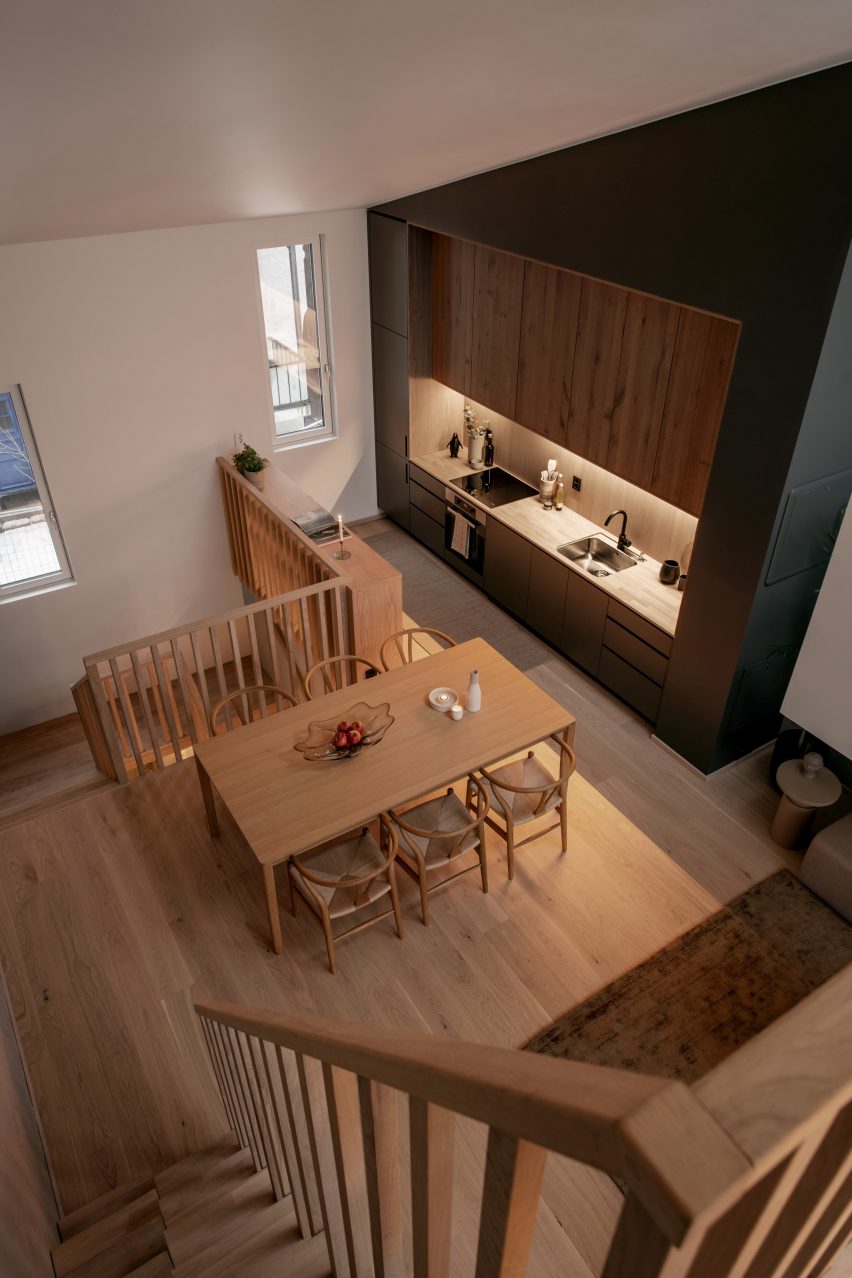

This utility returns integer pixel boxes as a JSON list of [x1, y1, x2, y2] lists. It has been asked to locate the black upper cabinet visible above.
[[368, 213, 408, 338], [372, 322, 408, 458]]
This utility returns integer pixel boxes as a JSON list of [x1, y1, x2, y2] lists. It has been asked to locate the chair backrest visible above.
[[302, 655, 382, 700], [294, 818, 398, 909], [482, 734, 576, 819], [209, 684, 297, 736], [379, 627, 457, 671], [392, 777, 490, 862]]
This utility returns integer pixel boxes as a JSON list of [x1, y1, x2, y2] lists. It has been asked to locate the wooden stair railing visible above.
[[195, 965, 852, 1277], [75, 579, 350, 782]]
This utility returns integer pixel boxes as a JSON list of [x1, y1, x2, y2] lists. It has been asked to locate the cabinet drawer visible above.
[[408, 464, 446, 502], [607, 599, 673, 656], [602, 618, 668, 686], [598, 648, 662, 722], [409, 505, 445, 557], [409, 480, 445, 525]]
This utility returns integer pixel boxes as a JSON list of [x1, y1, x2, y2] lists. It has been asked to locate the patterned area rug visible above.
[[525, 870, 852, 1083]]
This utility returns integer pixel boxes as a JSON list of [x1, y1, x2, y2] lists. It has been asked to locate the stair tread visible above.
[[59, 1174, 156, 1241], [53, 1218, 165, 1278], [172, 1195, 300, 1278], [165, 1171, 276, 1265], [158, 1146, 256, 1223], [177, 1230, 331, 1278], [154, 1132, 239, 1198], [127, 1252, 173, 1277], [52, 1189, 163, 1277]]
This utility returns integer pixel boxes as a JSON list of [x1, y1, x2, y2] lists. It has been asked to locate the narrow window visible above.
[[256, 239, 335, 447], [0, 387, 73, 602]]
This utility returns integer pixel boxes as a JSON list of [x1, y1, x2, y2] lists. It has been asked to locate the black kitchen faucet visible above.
[[604, 508, 631, 551]]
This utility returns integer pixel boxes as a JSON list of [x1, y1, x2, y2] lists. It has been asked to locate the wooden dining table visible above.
[[193, 637, 576, 953]]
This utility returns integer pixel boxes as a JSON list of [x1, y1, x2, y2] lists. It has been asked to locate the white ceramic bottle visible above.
[[466, 669, 481, 712]]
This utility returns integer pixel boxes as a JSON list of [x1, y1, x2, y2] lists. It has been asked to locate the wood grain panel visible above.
[[432, 233, 474, 396], [567, 278, 629, 467], [516, 261, 582, 447], [469, 245, 525, 419], [408, 226, 461, 458], [607, 293, 679, 490], [651, 309, 740, 517]]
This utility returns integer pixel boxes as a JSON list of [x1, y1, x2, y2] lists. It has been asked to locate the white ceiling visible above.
[[1, 0, 850, 247]]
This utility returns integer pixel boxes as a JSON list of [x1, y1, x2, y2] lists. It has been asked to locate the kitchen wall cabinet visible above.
[[561, 569, 609, 675], [651, 308, 740, 516], [432, 233, 474, 396], [484, 519, 531, 620], [469, 246, 525, 420], [371, 322, 408, 458], [606, 293, 679, 490], [516, 261, 582, 447], [376, 443, 409, 530], [368, 213, 408, 337], [527, 545, 569, 647], [566, 277, 629, 467]]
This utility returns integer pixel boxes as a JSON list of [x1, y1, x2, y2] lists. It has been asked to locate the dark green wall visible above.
[[374, 64, 852, 772]]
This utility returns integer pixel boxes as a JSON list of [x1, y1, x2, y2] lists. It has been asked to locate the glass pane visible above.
[[257, 243, 327, 439], [0, 393, 61, 587]]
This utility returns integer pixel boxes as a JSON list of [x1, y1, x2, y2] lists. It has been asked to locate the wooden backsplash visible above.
[[411, 384, 698, 568]]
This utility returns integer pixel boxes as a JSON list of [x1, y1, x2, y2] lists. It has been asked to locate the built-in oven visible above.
[[444, 489, 487, 586]]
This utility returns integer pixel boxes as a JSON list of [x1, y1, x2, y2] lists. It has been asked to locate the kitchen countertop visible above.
[[412, 451, 683, 637]]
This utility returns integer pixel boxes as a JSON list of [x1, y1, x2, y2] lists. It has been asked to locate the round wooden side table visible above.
[[771, 754, 841, 850]]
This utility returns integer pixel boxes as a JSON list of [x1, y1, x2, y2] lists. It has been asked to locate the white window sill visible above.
[[0, 576, 76, 606], [273, 431, 338, 454]]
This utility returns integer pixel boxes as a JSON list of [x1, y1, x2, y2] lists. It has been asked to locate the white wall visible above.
[[0, 210, 376, 732]]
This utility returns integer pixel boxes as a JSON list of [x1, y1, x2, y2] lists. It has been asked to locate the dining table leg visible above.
[[263, 863, 284, 955], [196, 755, 220, 837]]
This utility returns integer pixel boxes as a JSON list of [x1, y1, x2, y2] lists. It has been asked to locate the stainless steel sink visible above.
[[557, 535, 637, 576]]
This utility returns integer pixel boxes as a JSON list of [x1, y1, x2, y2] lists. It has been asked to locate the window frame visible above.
[[0, 385, 74, 603], [255, 235, 337, 452]]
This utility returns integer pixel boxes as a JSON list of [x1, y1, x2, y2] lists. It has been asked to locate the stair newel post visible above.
[[199, 1016, 239, 1138], [245, 1032, 287, 1200], [232, 1028, 268, 1171], [209, 1019, 251, 1151], [276, 1044, 323, 1237], [358, 1077, 404, 1278], [296, 1051, 355, 1277]]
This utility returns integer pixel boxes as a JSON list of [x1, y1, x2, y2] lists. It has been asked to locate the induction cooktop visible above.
[[451, 468, 537, 509]]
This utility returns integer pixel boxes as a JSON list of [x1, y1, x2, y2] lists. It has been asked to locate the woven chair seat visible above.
[[393, 791, 480, 866], [480, 755, 561, 825], [291, 831, 391, 919]]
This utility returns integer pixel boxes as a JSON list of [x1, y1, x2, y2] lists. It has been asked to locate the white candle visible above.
[[450, 703, 463, 720], [337, 514, 344, 541]]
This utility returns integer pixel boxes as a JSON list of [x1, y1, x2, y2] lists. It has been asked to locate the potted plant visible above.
[[232, 443, 269, 490]]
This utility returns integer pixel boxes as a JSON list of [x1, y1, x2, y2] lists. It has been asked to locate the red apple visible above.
[[336, 720, 350, 732], [333, 731, 349, 750], [347, 729, 362, 746], [350, 719, 365, 733]]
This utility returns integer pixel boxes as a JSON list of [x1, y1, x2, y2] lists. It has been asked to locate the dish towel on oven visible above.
[[450, 509, 472, 558]]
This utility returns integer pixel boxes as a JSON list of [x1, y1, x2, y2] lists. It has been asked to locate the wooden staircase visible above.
[[51, 1132, 331, 1278]]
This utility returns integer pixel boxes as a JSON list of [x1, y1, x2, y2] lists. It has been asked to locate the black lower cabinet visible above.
[[527, 547, 569, 647], [410, 505, 444, 556], [561, 570, 608, 676], [484, 520, 532, 620], [376, 442, 409, 530]]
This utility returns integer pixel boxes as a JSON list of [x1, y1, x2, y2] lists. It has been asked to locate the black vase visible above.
[[659, 559, 680, 585]]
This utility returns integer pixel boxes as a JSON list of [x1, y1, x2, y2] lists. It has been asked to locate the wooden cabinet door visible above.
[[516, 262, 582, 447], [567, 277, 629, 467], [376, 442, 409, 530], [368, 213, 408, 337], [484, 519, 532, 620], [372, 322, 408, 458], [527, 546, 569, 647], [561, 570, 608, 676], [469, 245, 525, 418], [651, 308, 739, 516], [432, 233, 474, 396], [606, 293, 679, 490]]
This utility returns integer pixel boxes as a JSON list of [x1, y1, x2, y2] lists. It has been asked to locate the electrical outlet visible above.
[[572, 475, 582, 492]]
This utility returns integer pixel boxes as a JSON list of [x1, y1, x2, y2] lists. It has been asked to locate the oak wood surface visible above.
[[607, 293, 679, 491], [469, 245, 526, 420], [651, 309, 740, 517], [566, 278, 629, 467], [516, 261, 583, 448], [432, 232, 474, 396]]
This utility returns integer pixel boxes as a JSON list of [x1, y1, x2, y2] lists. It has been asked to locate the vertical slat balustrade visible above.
[[358, 1078, 404, 1278], [410, 1097, 455, 1278], [244, 1032, 288, 1200], [211, 1019, 251, 1153], [200, 1016, 240, 1140], [474, 1129, 547, 1278], [297, 1052, 354, 1278], [322, 1064, 375, 1275], [277, 1045, 323, 1236], [231, 1028, 268, 1172], [128, 649, 164, 770]]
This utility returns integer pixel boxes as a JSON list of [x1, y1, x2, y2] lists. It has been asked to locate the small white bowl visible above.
[[428, 687, 458, 713]]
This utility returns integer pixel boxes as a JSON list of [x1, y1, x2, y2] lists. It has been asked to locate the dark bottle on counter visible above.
[[483, 428, 494, 467]]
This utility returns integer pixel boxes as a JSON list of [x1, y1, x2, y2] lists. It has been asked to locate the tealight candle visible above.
[[450, 703, 463, 720]]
